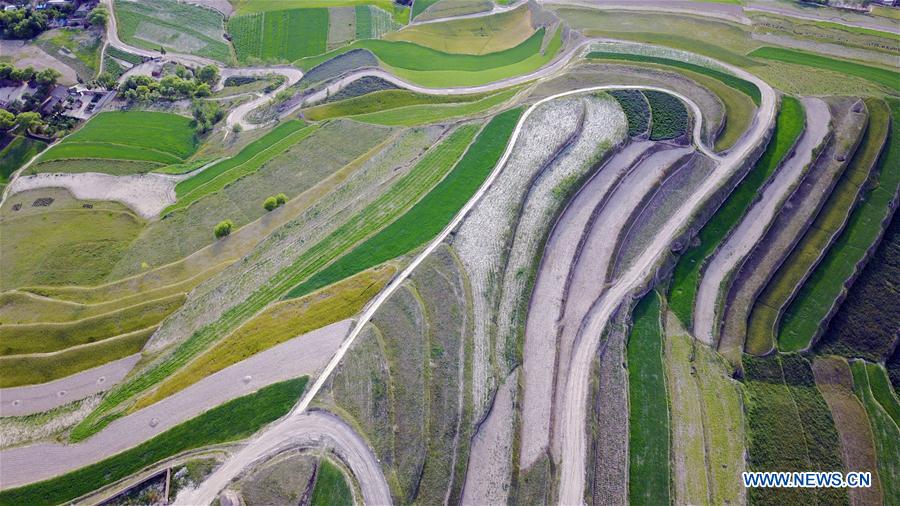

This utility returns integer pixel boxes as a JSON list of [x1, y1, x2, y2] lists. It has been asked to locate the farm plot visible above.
[[348, 88, 519, 126], [791, 99, 900, 361], [0, 378, 307, 506], [742, 354, 847, 505], [388, 3, 535, 54], [865, 363, 900, 424], [626, 291, 670, 506], [0, 136, 46, 191], [234, 452, 316, 506], [72, 123, 476, 440], [169, 121, 317, 213], [229, 8, 329, 63], [283, 109, 521, 300], [733, 97, 866, 356], [233, 0, 408, 25], [31, 111, 198, 175], [299, 49, 379, 88], [644, 90, 689, 141], [812, 357, 883, 505], [749, 47, 900, 94], [295, 27, 563, 88], [133, 266, 393, 411], [610, 90, 649, 138], [850, 360, 899, 503], [327, 7, 357, 50], [750, 98, 889, 353], [303, 89, 494, 121], [413, 0, 493, 22], [114, 0, 233, 64]]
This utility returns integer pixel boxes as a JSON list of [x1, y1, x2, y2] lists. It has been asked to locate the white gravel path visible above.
[[693, 97, 830, 346], [0, 354, 140, 418], [0, 320, 349, 489], [519, 140, 654, 469], [7, 172, 182, 220], [460, 370, 518, 506]]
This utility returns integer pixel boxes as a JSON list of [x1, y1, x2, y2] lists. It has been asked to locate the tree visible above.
[[263, 196, 278, 212], [96, 72, 117, 90], [232, 123, 242, 133], [275, 193, 287, 206], [35, 68, 61, 86], [214, 220, 234, 238], [14, 111, 42, 132], [0, 63, 12, 79], [9, 66, 35, 82], [88, 6, 108, 28], [193, 83, 211, 97], [196, 65, 220, 86], [0, 109, 15, 130]]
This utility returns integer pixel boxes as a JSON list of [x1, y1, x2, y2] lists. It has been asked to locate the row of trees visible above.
[[0, 4, 107, 39], [119, 65, 220, 102], [0, 63, 61, 86]]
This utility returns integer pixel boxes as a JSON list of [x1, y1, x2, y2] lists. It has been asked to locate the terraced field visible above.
[[4, 2, 900, 504]]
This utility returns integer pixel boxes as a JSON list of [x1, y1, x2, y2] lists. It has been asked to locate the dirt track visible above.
[[0, 320, 348, 489], [693, 97, 830, 346]]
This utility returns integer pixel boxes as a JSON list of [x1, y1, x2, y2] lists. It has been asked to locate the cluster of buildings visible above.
[[0, 79, 111, 119], [2, 0, 99, 28]]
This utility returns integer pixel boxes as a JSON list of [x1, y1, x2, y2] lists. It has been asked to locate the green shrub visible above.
[[275, 193, 288, 205], [263, 196, 278, 211], [214, 220, 234, 238]]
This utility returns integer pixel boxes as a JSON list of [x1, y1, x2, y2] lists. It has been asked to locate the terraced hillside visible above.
[[2, 1, 899, 505]]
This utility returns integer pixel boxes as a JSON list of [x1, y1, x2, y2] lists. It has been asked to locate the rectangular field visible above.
[[229, 8, 329, 63], [115, 0, 232, 63], [749, 47, 900, 93], [626, 291, 670, 505]]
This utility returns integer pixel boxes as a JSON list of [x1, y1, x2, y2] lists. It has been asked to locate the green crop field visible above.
[[310, 459, 354, 506], [644, 90, 689, 141], [668, 97, 804, 327], [0, 378, 307, 506], [865, 363, 900, 424], [412, 0, 440, 19], [850, 360, 899, 502], [626, 291, 670, 505], [114, 0, 233, 64], [610, 90, 650, 137], [756, 98, 889, 353], [749, 47, 900, 93], [587, 52, 761, 105], [388, 3, 534, 54], [295, 27, 562, 88], [303, 89, 490, 121], [781, 99, 900, 352], [169, 121, 316, 213], [283, 108, 521, 299], [229, 8, 329, 63], [0, 136, 46, 190], [34, 111, 198, 172], [71, 122, 484, 441], [233, 0, 408, 25]]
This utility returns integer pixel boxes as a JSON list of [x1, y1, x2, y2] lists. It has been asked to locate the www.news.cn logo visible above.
[[742, 472, 872, 488]]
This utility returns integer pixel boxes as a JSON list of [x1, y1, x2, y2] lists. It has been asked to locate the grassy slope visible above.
[[668, 97, 804, 327], [753, 98, 889, 352], [352, 88, 519, 126], [627, 291, 670, 505], [0, 378, 307, 506], [303, 89, 491, 121], [71, 123, 482, 440], [865, 363, 900, 425], [850, 360, 899, 503], [749, 47, 900, 93], [283, 107, 522, 299], [310, 459, 354, 506], [132, 266, 393, 411], [782, 98, 900, 352]]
